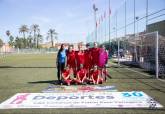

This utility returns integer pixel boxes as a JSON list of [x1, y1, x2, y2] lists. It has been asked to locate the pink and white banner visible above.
[[42, 85, 117, 93], [0, 91, 163, 109]]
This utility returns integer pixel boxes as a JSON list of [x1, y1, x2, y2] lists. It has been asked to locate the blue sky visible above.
[[0, 0, 164, 43]]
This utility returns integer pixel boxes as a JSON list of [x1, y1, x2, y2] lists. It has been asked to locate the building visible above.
[[147, 20, 165, 36], [0, 43, 14, 53]]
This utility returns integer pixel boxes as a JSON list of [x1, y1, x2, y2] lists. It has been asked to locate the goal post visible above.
[[116, 31, 164, 78]]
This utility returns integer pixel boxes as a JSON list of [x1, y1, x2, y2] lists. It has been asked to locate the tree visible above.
[[0, 38, 3, 48], [14, 37, 24, 49], [19, 25, 29, 48], [36, 33, 43, 48], [19, 25, 29, 39], [6, 30, 11, 37], [6, 30, 12, 45], [27, 34, 33, 48], [47, 29, 58, 48], [30, 24, 40, 48], [8, 35, 15, 47]]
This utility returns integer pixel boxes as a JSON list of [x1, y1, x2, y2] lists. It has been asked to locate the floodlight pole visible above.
[[125, 0, 127, 37], [146, 0, 148, 32], [156, 31, 159, 79], [93, 4, 98, 42], [115, 11, 120, 67], [124, 0, 127, 54], [134, 0, 138, 62], [136, 16, 140, 61]]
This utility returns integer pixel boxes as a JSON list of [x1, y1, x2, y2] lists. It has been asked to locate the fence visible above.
[[86, 0, 165, 44], [0, 48, 58, 56], [86, 0, 165, 78]]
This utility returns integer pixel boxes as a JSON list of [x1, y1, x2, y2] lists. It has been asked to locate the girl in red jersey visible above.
[[91, 65, 103, 84], [84, 43, 92, 78], [91, 42, 100, 67], [75, 44, 85, 70], [61, 66, 73, 86], [75, 64, 87, 84], [66, 45, 76, 77]]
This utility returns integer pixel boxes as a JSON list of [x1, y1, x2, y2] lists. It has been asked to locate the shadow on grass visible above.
[[111, 77, 153, 79], [113, 61, 141, 68], [0, 66, 56, 68], [28, 80, 60, 85], [111, 61, 156, 75], [113, 68, 165, 93]]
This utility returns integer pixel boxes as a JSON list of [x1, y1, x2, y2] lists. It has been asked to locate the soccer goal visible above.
[[118, 31, 165, 78]]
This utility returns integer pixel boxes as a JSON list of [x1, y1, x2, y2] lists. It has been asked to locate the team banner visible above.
[[0, 91, 163, 109], [42, 85, 117, 93]]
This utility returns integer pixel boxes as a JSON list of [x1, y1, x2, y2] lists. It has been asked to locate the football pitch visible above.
[[0, 53, 165, 114]]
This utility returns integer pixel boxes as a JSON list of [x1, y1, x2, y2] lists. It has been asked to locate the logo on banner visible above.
[[42, 85, 117, 93], [10, 93, 30, 104]]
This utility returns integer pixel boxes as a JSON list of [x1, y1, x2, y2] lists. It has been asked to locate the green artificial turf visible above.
[[0, 54, 165, 114]]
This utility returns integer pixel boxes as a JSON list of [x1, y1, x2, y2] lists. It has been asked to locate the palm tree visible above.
[[6, 30, 11, 37], [37, 33, 43, 48], [19, 25, 29, 40], [47, 29, 58, 48], [6, 30, 15, 47], [31, 24, 40, 48], [27, 34, 33, 48], [19, 25, 29, 48], [8, 35, 15, 47]]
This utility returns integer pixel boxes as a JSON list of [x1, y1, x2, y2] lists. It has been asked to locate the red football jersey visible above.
[[62, 69, 71, 79], [75, 51, 85, 68], [67, 51, 76, 68], [91, 70, 100, 82], [91, 47, 100, 66], [77, 69, 87, 81], [84, 49, 92, 69]]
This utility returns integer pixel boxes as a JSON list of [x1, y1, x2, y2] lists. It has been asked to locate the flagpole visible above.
[[94, 6, 97, 42], [101, 15, 103, 43], [125, 0, 127, 37], [93, 4, 98, 42], [104, 12, 106, 43], [108, 0, 111, 57]]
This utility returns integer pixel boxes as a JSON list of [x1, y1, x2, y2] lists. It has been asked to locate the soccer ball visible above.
[[148, 98, 157, 109]]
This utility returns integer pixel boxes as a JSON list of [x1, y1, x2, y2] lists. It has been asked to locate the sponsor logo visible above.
[[122, 92, 143, 97], [10, 93, 30, 104], [33, 95, 115, 100]]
